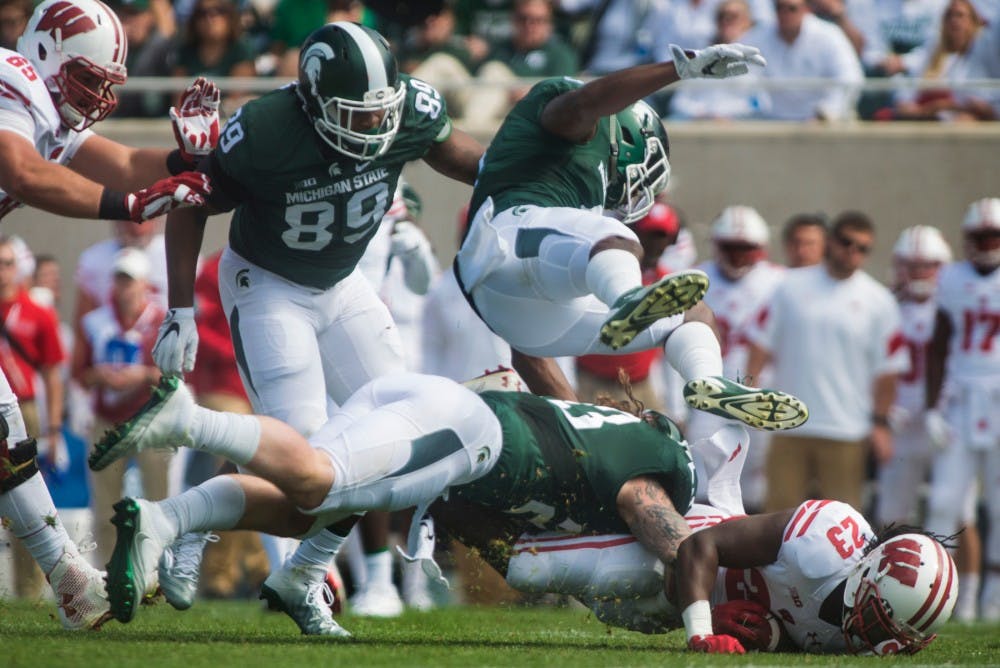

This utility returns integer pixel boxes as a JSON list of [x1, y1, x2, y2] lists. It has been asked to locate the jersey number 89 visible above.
[[281, 182, 390, 250]]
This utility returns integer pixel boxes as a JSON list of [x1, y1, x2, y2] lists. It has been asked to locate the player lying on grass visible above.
[[432, 421, 958, 656], [89, 369, 712, 637]]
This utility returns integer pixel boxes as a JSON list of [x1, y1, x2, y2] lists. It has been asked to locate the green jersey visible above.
[[453, 392, 696, 535], [468, 77, 613, 219], [210, 75, 451, 289]]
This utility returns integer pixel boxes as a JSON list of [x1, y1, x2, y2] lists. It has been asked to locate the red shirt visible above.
[[189, 252, 248, 400], [0, 289, 65, 400], [576, 267, 667, 382]]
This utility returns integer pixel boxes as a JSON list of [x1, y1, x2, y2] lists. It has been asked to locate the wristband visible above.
[[872, 414, 890, 427], [682, 600, 713, 640], [98, 188, 130, 221], [167, 148, 189, 175]]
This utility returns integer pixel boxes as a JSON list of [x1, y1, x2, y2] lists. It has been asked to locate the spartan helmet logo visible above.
[[236, 268, 250, 288], [302, 41, 335, 94]]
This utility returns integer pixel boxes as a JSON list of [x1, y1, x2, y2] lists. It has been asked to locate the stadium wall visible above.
[[6, 120, 998, 321]]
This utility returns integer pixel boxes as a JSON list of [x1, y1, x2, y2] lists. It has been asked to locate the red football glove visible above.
[[712, 599, 778, 651], [126, 172, 211, 223], [170, 76, 221, 165], [689, 634, 746, 654]]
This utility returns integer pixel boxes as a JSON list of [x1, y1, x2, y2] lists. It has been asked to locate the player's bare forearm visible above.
[[423, 128, 485, 185], [511, 349, 577, 400], [617, 476, 690, 577], [165, 206, 209, 308], [70, 134, 174, 190], [926, 308, 952, 408], [745, 342, 771, 383], [872, 373, 896, 421], [540, 63, 680, 142], [676, 511, 790, 608]]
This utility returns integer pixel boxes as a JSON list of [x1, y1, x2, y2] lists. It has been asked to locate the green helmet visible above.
[[605, 100, 671, 224], [296, 22, 406, 160]]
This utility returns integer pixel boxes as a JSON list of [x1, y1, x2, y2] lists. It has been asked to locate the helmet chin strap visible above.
[[608, 113, 619, 197]]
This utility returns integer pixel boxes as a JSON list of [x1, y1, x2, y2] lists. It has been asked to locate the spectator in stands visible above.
[[73, 220, 169, 330], [781, 212, 827, 267], [743, 0, 864, 121], [573, 0, 672, 75], [669, 0, 763, 119], [746, 211, 908, 512], [0, 0, 30, 50], [400, 2, 481, 118], [73, 248, 166, 565], [969, 2, 1000, 114], [849, 0, 949, 77], [454, 0, 515, 58], [657, 0, 774, 52], [885, 0, 995, 121], [574, 202, 680, 412], [807, 0, 866, 54], [110, 0, 175, 118], [173, 0, 256, 108], [270, 0, 365, 77], [483, 0, 578, 95], [0, 236, 66, 599]]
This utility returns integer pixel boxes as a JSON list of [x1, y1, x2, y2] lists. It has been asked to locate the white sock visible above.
[[190, 407, 262, 465], [0, 473, 72, 573], [159, 475, 246, 535], [364, 549, 393, 589], [288, 529, 348, 583], [664, 321, 724, 381], [585, 248, 642, 307], [957, 572, 980, 618], [344, 528, 367, 590]]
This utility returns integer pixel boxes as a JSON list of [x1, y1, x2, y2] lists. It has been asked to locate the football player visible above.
[[0, 0, 217, 629], [452, 44, 808, 432], [146, 21, 488, 632], [685, 206, 784, 510], [926, 197, 1000, 621], [90, 369, 698, 640]]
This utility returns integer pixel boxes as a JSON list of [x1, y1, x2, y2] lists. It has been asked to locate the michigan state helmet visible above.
[[606, 100, 671, 224], [296, 22, 406, 160], [17, 0, 127, 130]]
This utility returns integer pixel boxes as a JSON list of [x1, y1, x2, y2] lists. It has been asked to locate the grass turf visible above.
[[2, 599, 999, 667]]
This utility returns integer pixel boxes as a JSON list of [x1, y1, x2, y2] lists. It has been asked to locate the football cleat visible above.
[[600, 269, 709, 350], [105, 497, 177, 623], [46, 545, 113, 630], [260, 565, 352, 637], [684, 376, 809, 431], [159, 531, 217, 611], [349, 583, 405, 618], [89, 376, 195, 471], [460, 366, 528, 394]]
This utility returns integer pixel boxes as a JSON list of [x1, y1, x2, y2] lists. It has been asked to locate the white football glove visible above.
[[925, 408, 953, 451], [390, 221, 437, 295], [170, 76, 221, 165], [152, 307, 198, 376], [669, 43, 766, 80]]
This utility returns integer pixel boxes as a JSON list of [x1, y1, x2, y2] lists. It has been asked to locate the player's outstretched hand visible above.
[[925, 408, 953, 451], [170, 76, 221, 166], [670, 43, 766, 79], [152, 307, 198, 376], [127, 172, 211, 223], [689, 634, 746, 654]]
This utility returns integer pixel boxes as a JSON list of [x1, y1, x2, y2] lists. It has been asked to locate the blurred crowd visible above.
[[0, 0, 996, 123]]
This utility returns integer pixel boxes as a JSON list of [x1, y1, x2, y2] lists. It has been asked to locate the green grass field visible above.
[[3, 599, 999, 667]]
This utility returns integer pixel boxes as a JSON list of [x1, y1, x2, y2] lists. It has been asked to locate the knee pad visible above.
[[536, 235, 592, 302]]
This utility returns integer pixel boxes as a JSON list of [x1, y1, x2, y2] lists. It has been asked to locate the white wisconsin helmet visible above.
[[711, 206, 769, 279], [892, 226, 952, 299], [842, 533, 957, 656], [961, 197, 1000, 270], [17, 0, 127, 130]]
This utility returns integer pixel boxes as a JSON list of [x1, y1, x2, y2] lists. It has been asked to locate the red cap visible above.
[[635, 202, 679, 235]]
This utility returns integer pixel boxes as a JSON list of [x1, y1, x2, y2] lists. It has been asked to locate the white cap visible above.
[[112, 247, 150, 281]]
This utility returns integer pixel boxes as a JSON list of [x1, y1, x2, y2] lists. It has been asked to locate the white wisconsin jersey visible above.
[[80, 302, 160, 410], [895, 299, 938, 415], [712, 500, 873, 653], [697, 260, 784, 377], [74, 237, 169, 309], [937, 261, 1000, 381], [0, 47, 93, 218]]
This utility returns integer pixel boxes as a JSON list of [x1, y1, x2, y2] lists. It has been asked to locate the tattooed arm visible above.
[[616, 476, 691, 600]]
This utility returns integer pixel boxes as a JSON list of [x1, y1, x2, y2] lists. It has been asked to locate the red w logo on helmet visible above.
[[879, 538, 922, 588], [36, 1, 97, 40]]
